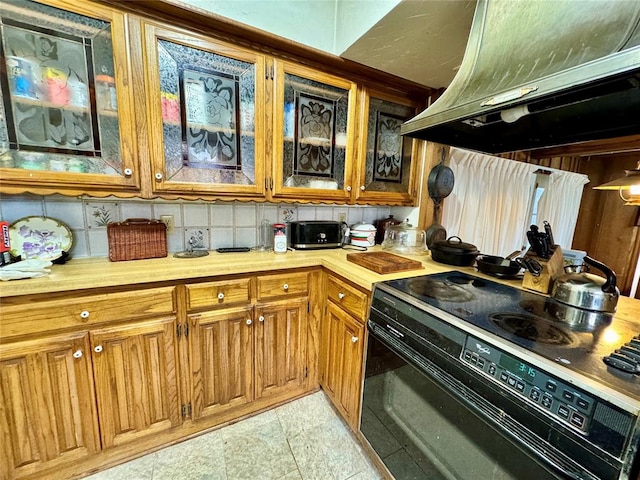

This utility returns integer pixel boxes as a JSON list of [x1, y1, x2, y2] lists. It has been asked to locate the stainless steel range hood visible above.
[[401, 0, 640, 154]]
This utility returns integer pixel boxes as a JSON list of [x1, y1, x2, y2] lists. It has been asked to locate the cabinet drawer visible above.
[[1, 286, 176, 339], [327, 275, 369, 320], [186, 278, 252, 311], [256, 272, 308, 300]]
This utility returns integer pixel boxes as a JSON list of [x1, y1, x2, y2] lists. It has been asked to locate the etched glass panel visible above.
[[0, 0, 122, 174], [157, 39, 256, 186], [282, 73, 349, 190], [364, 97, 415, 193]]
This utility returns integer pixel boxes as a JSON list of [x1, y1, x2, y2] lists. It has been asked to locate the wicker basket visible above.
[[107, 218, 167, 262]]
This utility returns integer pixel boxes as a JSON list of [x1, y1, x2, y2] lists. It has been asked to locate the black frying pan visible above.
[[426, 147, 454, 246], [476, 255, 522, 276], [427, 147, 455, 200]]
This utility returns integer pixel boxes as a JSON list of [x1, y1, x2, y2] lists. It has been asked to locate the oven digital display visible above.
[[500, 354, 537, 380]]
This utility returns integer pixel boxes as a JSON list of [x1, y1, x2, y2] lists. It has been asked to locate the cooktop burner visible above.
[[382, 271, 640, 396], [489, 313, 575, 345], [407, 278, 475, 302]]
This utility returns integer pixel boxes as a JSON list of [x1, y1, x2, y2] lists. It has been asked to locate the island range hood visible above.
[[401, 0, 640, 154]]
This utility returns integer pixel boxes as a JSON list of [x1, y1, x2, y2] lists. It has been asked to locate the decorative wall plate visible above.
[[9, 216, 73, 261]]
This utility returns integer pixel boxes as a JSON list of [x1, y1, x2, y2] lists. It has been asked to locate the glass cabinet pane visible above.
[[281, 72, 350, 191], [0, 0, 123, 175], [362, 97, 416, 194], [155, 38, 258, 187]]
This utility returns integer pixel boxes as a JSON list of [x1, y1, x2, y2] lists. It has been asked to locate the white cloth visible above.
[[536, 170, 589, 249], [442, 148, 537, 256], [0, 259, 53, 281]]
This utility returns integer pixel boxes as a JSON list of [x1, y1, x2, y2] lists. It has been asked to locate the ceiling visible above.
[[340, 0, 476, 89]]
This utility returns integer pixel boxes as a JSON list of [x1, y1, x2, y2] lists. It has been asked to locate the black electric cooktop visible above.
[[383, 271, 640, 400]]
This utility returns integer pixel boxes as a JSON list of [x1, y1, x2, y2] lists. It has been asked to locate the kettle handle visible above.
[[583, 256, 617, 293]]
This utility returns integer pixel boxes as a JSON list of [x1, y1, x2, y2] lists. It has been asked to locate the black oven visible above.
[[360, 274, 640, 480]]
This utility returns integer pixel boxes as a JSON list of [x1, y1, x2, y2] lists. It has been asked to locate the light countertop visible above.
[[1, 247, 638, 327]]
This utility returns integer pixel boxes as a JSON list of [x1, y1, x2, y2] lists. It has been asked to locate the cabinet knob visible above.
[[351, 336, 359, 343], [259, 315, 265, 322], [73, 350, 83, 358], [246, 319, 252, 325], [155, 172, 163, 181], [80, 310, 90, 319], [346, 186, 352, 192], [338, 292, 345, 299], [94, 345, 103, 353], [360, 185, 365, 191], [124, 168, 133, 177], [283, 283, 289, 291], [218, 292, 225, 300]]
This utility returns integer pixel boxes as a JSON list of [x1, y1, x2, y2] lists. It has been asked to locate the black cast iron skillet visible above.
[[425, 147, 454, 248], [476, 253, 542, 277], [476, 255, 522, 276]]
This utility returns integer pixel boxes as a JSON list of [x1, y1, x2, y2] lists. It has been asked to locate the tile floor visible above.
[[83, 391, 383, 480]]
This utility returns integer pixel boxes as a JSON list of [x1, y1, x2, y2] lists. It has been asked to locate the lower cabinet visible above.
[[0, 285, 179, 480], [188, 306, 254, 421], [322, 302, 365, 427], [0, 269, 318, 480], [186, 281, 310, 424], [0, 332, 100, 480], [320, 274, 369, 428], [255, 298, 308, 400], [90, 317, 181, 448]]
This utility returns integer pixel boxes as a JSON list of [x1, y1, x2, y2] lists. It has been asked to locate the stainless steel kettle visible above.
[[551, 256, 619, 313]]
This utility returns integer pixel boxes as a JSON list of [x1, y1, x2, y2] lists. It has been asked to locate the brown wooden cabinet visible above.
[[187, 306, 254, 421], [185, 272, 311, 417], [90, 317, 181, 449], [0, 0, 141, 197], [270, 59, 357, 203], [320, 274, 368, 428], [0, 332, 100, 480], [0, 285, 177, 480], [353, 87, 424, 206], [255, 298, 308, 400], [0, 268, 319, 480], [140, 21, 267, 199], [0, 1, 426, 204]]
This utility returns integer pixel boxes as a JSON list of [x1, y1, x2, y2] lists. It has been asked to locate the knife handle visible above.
[[543, 221, 555, 246]]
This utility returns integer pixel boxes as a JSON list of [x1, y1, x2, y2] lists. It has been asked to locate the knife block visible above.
[[522, 245, 564, 294]]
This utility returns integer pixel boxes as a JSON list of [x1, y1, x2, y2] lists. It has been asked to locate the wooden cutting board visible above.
[[346, 251, 424, 274]]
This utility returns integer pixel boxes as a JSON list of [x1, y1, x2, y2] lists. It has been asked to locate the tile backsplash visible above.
[[0, 194, 403, 258]]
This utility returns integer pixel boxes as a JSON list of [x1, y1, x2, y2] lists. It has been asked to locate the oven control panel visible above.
[[462, 336, 595, 434]]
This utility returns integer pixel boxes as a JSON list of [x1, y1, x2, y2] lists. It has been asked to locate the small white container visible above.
[[350, 223, 376, 247], [273, 223, 287, 253]]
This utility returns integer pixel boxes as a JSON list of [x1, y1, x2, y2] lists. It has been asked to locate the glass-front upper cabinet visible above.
[[0, 0, 139, 194], [271, 60, 357, 202], [354, 89, 423, 205], [142, 22, 266, 198]]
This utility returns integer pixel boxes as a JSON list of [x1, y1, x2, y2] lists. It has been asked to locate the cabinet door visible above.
[[354, 88, 423, 205], [90, 316, 180, 449], [321, 302, 365, 427], [188, 306, 253, 421], [0, 0, 140, 195], [255, 297, 308, 399], [142, 22, 266, 197], [0, 332, 99, 480], [271, 59, 357, 202]]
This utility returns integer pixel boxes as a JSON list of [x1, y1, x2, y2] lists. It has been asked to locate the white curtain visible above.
[[536, 170, 589, 249], [441, 148, 537, 256]]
